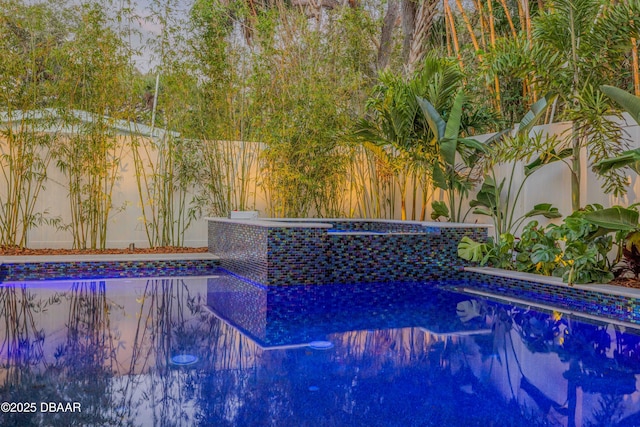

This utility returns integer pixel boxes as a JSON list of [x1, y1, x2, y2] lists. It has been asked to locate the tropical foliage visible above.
[[1, 0, 640, 253]]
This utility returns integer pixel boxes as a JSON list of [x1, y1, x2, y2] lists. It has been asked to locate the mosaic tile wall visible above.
[[208, 221, 271, 284], [462, 272, 640, 325], [207, 274, 268, 342], [328, 227, 486, 284], [208, 219, 488, 286], [0, 259, 220, 282], [266, 227, 329, 285], [208, 221, 329, 285], [327, 221, 424, 232]]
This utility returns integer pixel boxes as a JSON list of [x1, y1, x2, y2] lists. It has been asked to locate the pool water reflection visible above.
[[1, 273, 640, 426]]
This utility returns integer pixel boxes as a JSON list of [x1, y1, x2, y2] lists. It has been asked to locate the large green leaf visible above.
[[439, 138, 458, 166], [416, 95, 445, 141], [524, 148, 573, 175], [457, 137, 488, 152], [601, 85, 640, 125], [518, 94, 556, 135], [444, 91, 467, 141], [523, 203, 562, 219], [469, 176, 499, 209], [431, 200, 449, 220], [583, 206, 639, 231], [432, 163, 448, 190], [592, 148, 640, 174], [457, 236, 488, 262]]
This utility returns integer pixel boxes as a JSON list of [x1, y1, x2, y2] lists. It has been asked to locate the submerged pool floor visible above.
[[1, 271, 640, 426]]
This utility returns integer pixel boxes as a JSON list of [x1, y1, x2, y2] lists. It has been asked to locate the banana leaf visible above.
[[582, 206, 639, 231], [524, 148, 573, 176], [432, 163, 448, 190], [518, 94, 557, 135], [523, 203, 562, 219], [592, 148, 640, 175], [444, 91, 467, 141], [600, 85, 640, 125], [416, 95, 445, 141]]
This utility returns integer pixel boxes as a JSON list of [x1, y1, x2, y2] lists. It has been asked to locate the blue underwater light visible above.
[[308, 341, 334, 350], [171, 354, 199, 366]]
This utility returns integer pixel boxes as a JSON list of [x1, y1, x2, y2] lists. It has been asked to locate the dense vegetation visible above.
[[1, 0, 640, 256]]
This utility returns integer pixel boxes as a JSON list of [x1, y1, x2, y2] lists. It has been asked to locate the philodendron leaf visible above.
[[524, 203, 562, 219], [458, 236, 488, 262], [470, 177, 498, 209], [582, 206, 639, 231], [431, 200, 449, 220], [432, 163, 448, 190]]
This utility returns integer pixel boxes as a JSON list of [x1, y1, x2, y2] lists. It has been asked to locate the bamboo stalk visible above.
[[455, 0, 481, 52], [523, 0, 532, 43], [632, 38, 640, 96], [487, 0, 502, 114], [444, 1, 464, 69], [472, 0, 488, 50], [497, 0, 517, 39]]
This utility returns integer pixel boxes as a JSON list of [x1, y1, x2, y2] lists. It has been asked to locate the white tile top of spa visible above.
[[205, 217, 492, 229], [204, 217, 333, 228]]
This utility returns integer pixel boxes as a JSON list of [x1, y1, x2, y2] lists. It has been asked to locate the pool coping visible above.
[[1, 252, 219, 264], [465, 266, 640, 299], [204, 216, 493, 229]]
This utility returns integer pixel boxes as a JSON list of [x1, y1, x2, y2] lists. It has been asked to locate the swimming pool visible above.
[[1, 269, 640, 426]]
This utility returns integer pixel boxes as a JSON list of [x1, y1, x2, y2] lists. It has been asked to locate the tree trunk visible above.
[[405, 0, 439, 76], [377, 0, 399, 70], [401, 0, 416, 65]]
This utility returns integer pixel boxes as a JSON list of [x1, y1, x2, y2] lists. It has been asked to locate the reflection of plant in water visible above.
[[191, 319, 551, 426], [454, 296, 640, 426], [0, 286, 51, 376], [0, 286, 57, 426], [119, 278, 211, 426], [51, 281, 123, 425], [0, 283, 122, 426]]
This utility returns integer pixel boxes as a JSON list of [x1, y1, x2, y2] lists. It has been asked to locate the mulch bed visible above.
[[609, 277, 640, 289], [0, 246, 209, 256]]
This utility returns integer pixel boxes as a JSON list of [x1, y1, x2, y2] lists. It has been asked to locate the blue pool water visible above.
[[1, 271, 640, 426]]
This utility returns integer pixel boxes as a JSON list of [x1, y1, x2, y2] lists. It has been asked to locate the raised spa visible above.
[[206, 217, 489, 286]]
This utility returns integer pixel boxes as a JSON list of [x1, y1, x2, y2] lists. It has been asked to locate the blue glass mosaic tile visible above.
[[208, 219, 488, 286], [0, 259, 220, 282], [460, 271, 640, 326]]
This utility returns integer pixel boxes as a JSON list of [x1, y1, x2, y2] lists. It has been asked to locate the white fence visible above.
[[3, 113, 640, 249], [467, 114, 640, 234]]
